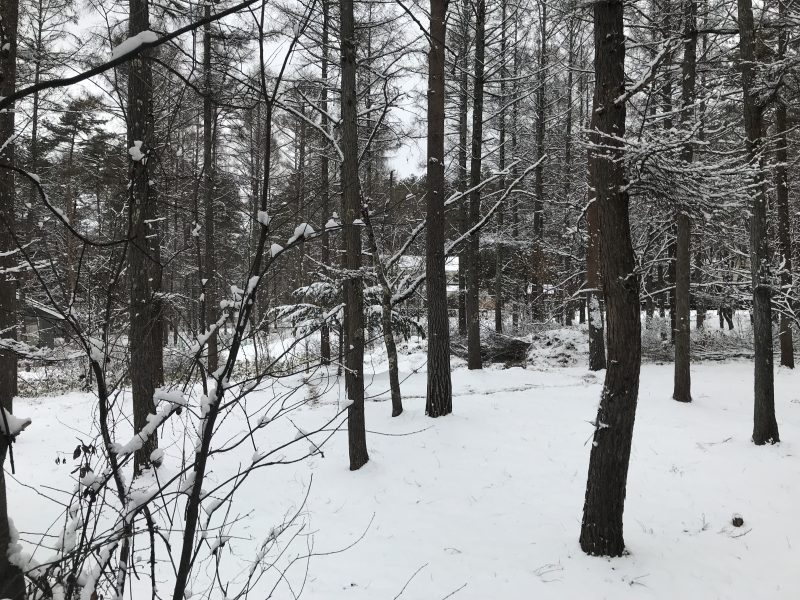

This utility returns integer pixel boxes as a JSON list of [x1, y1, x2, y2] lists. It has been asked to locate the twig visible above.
[[393, 563, 428, 599]]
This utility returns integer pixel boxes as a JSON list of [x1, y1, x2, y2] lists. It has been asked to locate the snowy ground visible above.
[[8, 340, 800, 599]]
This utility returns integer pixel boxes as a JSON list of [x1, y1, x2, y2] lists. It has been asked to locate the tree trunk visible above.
[[457, 0, 469, 337], [668, 236, 676, 343], [738, 0, 779, 444], [511, 19, 521, 331], [495, 0, 507, 334], [533, 0, 546, 239], [562, 11, 575, 330], [128, 0, 162, 475], [587, 171, 606, 371], [320, 0, 332, 364], [673, 0, 696, 403], [340, 0, 369, 468], [0, 0, 23, 591], [65, 135, 77, 299], [465, 0, 485, 370], [362, 208, 403, 416], [425, 0, 453, 417], [695, 247, 705, 328], [531, 0, 547, 319], [203, 8, 218, 374], [580, 0, 641, 557], [775, 0, 793, 369]]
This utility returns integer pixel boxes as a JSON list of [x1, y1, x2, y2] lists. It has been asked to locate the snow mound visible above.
[[111, 30, 159, 60]]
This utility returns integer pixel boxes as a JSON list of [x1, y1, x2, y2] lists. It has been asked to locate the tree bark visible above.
[[127, 0, 162, 475], [465, 0, 485, 370], [340, 0, 369, 468], [587, 171, 606, 371], [533, 0, 546, 239], [425, 0, 453, 417], [562, 10, 577, 328], [495, 0, 507, 334], [580, 0, 641, 557], [673, 0, 696, 403], [320, 0, 332, 364], [0, 0, 23, 591], [457, 0, 469, 337], [737, 0, 779, 444], [203, 7, 218, 374], [775, 0, 793, 369], [511, 18, 521, 330], [362, 208, 403, 416]]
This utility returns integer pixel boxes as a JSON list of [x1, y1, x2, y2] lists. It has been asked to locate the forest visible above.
[[0, 0, 798, 597]]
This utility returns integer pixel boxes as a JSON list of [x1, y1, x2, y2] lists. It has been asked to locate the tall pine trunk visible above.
[[466, 0, 485, 370], [495, 0, 507, 334], [340, 0, 369, 468], [203, 9, 218, 374], [0, 0, 23, 592], [456, 0, 468, 336], [775, 0, 793, 369], [320, 0, 332, 364], [737, 0, 779, 444], [586, 168, 606, 371], [673, 0, 696, 403], [562, 9, 575, 327], [128, 0, 162, 475], [580, 0, 641, 557], [362, 208, 403, 416], [425, 0, 453, 417]]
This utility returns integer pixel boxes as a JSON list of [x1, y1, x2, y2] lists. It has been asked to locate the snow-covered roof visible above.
[[26, 298, 65, 320], [394, 255, 459, 272]]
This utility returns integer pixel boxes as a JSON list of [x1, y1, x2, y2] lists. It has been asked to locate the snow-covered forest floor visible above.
[[8, 322, 800, 599]]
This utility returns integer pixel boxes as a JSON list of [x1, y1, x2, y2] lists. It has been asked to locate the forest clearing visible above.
[[0, 0, 799, 596]]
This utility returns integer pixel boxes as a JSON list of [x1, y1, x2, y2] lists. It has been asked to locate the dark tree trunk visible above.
[[340, 0, 369, 468], [128, 0, 162, 475], [587, 172, 606, 371], [775, 0, 793, 369], [580, 0, 641, 557], [457, 0, 469, 337], [511, 21, 521, 331], [425, 0, 453, 417], [203, 9, 218, 374], [0, 0, 23, 591], [738, 0, 779, 444], [530, 0, 547, 320], [320, 0, 332, 365], [673, 0, 696, 403], [695, 247, 705, 328], [533, 0, 546, 240], [645, 271, 654, 324], [362, 208, 403, 416], [465, 0, 485, 370], [668, 236, 676, 343], [495, 0, 508, 334], [562, 11, 575, 330]]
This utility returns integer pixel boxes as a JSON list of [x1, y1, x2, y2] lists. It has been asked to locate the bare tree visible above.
[[774, 0, 793, 369], [425, 0, 453, 417], [127, 0, 164, 474], [0, 0, 24, 591], [737, 0, 779, 444], [340, 0, 369, 468], [672, 0, 696, 403], [580, 0, 642, 557], [465, 0, 486, 370]]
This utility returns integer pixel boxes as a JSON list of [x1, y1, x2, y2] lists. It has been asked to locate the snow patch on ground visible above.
[[6, 347, 800, 598]]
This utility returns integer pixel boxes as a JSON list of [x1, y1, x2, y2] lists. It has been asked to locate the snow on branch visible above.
[[0, 407, 31, 437]]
